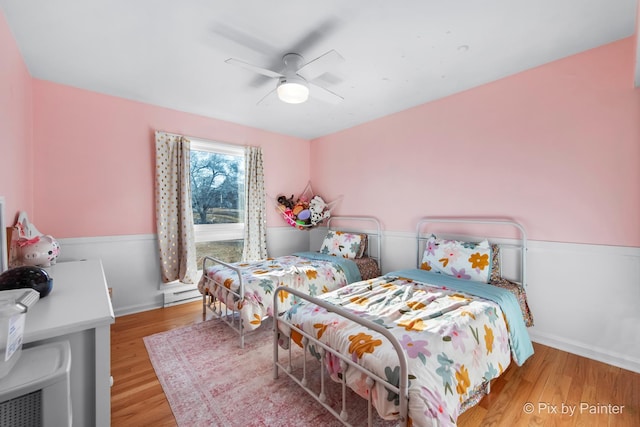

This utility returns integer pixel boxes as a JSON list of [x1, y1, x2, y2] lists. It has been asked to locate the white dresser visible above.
[[23, 259, 115, 427]]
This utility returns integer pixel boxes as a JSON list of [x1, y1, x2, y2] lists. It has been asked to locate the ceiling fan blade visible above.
[[309, 82, 344, 104], [225, 58, 283, 79], [210, 23, 278, 57], [256, 87, 277, 106], [288, 17, 342, 60], [297, 49, 344, 81]]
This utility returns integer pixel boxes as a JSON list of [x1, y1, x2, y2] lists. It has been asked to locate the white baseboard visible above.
[[114, 294, 201, 317], [114, 301, 162, 317], [529, 330, 640, 374]]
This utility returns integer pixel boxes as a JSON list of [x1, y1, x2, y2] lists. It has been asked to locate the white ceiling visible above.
[[1, 0, 638, 140]]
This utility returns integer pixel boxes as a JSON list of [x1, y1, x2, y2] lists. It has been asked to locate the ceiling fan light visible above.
[[277, 77, 309, 104]]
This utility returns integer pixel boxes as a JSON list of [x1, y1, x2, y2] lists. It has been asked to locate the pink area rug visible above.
[[144, 319, 396, 426]]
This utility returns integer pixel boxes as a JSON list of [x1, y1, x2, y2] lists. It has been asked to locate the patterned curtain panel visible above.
[[242, 146, 267, 261], [154, 131, 198, 284]]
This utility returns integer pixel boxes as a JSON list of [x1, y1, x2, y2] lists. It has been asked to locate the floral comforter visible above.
[[278, 269, 534, 427], [198, 252, 362, 331]]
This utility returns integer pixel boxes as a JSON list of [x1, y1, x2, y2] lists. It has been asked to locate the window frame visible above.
[[189, 138, 245, 243]]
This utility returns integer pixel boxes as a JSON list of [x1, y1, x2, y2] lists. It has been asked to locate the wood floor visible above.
[[111, 301, 639, 426]]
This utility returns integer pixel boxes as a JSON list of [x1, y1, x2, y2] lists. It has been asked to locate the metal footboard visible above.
[[273, 286, 409, 427], [200, 215, 383, 350], [202, 256, 247, 348]]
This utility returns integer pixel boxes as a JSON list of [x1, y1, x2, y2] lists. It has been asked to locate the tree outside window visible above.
[[190, 140, 245, 267]]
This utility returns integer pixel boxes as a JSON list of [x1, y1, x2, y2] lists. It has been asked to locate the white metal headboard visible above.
[[416, 217, 528, 288], [326, 216, 382, 271]]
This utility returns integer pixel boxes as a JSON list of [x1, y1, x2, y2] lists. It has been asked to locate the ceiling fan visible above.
[[225, 49, 345, 105]]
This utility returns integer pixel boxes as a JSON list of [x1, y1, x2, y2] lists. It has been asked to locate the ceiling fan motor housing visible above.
[[282, 53, 305, 71]]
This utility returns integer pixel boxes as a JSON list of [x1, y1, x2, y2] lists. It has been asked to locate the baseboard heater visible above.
[[163, 285, 201, 307]]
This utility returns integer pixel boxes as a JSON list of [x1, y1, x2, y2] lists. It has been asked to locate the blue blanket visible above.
[[389, 269, 534, 366], [294, 252, 362, 284]]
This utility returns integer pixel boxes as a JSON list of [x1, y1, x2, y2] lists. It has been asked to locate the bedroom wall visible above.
[[311, 37, 639, 248], [1, 10, 311, 315], [3, 10, 638, 372], [31, 80, 310, 237], [310, 37, 640, 373], [0, 11, 33, 221], [28, 80, 312, 313]]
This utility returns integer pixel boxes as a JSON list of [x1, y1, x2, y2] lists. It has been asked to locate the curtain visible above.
[[242, 146, 267, 261], [154, 131, 198, 283]]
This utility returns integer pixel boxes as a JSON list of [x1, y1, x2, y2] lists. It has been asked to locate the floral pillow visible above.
[[320, 231, 365, 259], [420, 235, 493, 283]]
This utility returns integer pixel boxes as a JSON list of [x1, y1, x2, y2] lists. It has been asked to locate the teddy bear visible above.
[[309, 195, 330, 225], [277, 194, 295, 210]]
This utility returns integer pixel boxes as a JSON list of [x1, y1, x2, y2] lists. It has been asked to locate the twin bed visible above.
[[198, 216, 382, 348], [272, 217, 534, 427], [197, 216, 534, 426]]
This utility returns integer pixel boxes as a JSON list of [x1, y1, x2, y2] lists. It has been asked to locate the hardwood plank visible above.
[[111, 303, 640, 427], [111, 301, 208, 426]]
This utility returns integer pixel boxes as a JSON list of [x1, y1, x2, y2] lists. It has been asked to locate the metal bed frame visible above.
[[416, 217, 527, 289], [273, 217, 528, 426], [326, 215, 383, 273], [273, 286, 409, 427], [201, 216, 382, 348]]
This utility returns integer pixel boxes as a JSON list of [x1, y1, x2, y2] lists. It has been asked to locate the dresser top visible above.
[[23, 259, 114, 343]]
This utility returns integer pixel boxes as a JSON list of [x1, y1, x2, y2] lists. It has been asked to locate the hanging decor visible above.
[[275, 182, 339, 230]]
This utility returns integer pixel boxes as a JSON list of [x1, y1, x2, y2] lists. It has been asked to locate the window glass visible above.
[[190, 140, 245, 265], [195, 240, 244, 270]]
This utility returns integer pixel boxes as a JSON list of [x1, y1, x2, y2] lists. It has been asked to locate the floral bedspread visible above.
[[198, 252, 361, 331], [278, 270, 533, 427]]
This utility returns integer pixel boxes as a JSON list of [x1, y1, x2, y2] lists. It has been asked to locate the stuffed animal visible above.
[[282, 208, 296, 227], [309, 195, 330, 225], [18, 235, 60, 267], [277, 194, 295, 210]]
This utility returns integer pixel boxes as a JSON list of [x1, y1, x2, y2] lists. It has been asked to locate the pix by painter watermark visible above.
[[522, 401, 625, 416]]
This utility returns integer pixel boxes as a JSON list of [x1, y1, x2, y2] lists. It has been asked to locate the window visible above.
[[190, 139, 245, 267]]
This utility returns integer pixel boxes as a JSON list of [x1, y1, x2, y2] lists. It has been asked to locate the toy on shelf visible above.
[[275, 182, 339, 230]]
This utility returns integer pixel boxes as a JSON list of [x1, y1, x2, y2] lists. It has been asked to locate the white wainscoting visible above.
[[57, 227, 310, 317], [525, 241, 640, 374], [375, 231, 640, 374], [57, 228, 639, 373], [57, 234, 163, 315]]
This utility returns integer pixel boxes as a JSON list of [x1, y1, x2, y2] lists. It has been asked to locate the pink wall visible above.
[[4, 5, 639, 248], [31, 81, 309, 237], [0, 11, 33, 222], [311, 37, 640, 247]]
